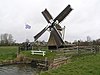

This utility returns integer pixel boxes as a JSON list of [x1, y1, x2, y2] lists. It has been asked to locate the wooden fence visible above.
[[63, 45, 100, 55]]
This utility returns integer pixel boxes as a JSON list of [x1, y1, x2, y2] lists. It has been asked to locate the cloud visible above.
[[0, 0, 100, 42]]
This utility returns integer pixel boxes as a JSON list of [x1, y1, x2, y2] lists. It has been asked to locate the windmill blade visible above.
[[34, 26, 49, 41], [54, 5, 73, 23], [42, 9, 53, 23], [52, 26, 65, 45]]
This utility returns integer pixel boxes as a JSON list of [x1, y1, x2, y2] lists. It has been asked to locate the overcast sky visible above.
[[0, 0, 100, 43]]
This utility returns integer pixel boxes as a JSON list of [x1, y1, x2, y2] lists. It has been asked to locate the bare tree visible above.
[[0, 34, 4, 44], [87, 36, 91, 42], [26, 39, 30, 43], [0, 33, 15, 45], [3, 33, 8, 44], [8, 34, 13, 44]]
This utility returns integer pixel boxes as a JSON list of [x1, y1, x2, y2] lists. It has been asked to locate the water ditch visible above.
[[0, 64, 40, 75]]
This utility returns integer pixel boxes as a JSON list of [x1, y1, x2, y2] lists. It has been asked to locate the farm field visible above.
[[40, 53, 100, 75], [0, 46, 18, 61]]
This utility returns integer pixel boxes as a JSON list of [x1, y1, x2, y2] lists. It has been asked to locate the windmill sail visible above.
[[34, 26, 49, 41], [42, 9, 53, 23], [54, 5, 73, 23], [52, 26, 65, 45]]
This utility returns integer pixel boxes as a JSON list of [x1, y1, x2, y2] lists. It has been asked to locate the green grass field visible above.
[[0, 46, 64, 62], [20, 50, 64, 60], [40, 53, 100, 75], [0, 46, 18, 61]]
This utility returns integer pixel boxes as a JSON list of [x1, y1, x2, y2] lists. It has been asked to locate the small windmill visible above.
[[34, 5, 73, 50]]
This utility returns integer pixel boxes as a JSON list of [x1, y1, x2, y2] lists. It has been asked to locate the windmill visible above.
[[34, 5, 73, 50]]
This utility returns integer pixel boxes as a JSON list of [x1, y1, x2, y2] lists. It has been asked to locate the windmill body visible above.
[[34, 5, 73, 50]]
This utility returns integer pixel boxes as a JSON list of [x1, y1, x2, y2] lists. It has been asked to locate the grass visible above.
[[40, 53, 100, 75], [20, 50, 62, 61], [0, 46, 65, 61], [0, 46, 17, 61]]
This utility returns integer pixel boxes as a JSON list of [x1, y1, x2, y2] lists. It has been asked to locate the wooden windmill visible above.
[[34, 5, 73, 50]]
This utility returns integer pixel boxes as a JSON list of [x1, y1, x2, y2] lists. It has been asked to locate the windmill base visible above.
[[48, 45, 65, 50], [48, 46, 58, 50]]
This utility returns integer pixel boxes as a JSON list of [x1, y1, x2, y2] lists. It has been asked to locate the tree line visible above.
[[73, 39, 100, 46], [0, 33, 16, 46], [0, 33, 100, 46]]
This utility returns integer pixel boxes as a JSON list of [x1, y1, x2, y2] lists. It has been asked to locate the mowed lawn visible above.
[[41, 53, 100, 75], [0, 46, 18, 61]]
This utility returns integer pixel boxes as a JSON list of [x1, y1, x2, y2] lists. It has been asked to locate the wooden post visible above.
[[77, 40, 80, 55], [17, 47, 20, 56]]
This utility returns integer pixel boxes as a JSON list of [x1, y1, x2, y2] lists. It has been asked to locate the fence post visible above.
[[77, 46, 80, 55]]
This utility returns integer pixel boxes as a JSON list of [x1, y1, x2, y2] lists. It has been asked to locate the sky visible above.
[[0, 0, 100, 43]]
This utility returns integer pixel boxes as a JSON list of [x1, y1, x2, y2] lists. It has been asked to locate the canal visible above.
[[0, 64, 40, 75]]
